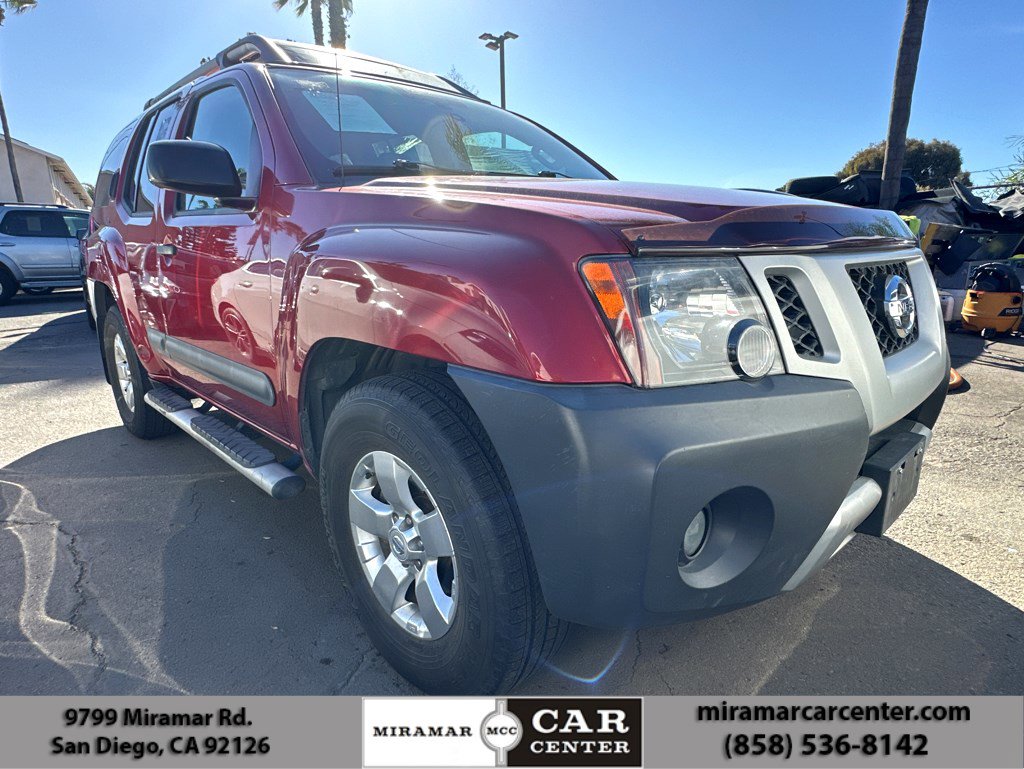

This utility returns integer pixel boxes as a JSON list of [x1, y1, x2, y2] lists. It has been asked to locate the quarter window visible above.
[[178, 86, 261, 212]]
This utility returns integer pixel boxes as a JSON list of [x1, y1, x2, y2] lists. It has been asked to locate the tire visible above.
[[102, 308, 174, 439], [0, 268, 17, 306], [23, 287, 54, 296], [319, 371, 565, 694]]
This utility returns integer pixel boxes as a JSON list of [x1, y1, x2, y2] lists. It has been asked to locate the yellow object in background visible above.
[[961, 289, 1023, 335], [899, 215, 922, 239]]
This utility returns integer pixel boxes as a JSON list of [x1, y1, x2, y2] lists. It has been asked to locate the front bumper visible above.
[[450, 365, 945, 627]]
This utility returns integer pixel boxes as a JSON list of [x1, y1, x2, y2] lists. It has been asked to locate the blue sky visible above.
[[1, 0, 1021, 191]]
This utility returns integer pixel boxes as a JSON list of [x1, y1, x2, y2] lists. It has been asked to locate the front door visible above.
[[153, 78, 285, 437]]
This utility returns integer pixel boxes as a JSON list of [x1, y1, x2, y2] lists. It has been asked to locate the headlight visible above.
[[581, 257, 783, 387]]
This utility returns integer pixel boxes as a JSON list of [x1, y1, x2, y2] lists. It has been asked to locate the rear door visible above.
[[152, 77, 284, 436], [112, 102, 180, 336], [0, 209, 77, 279]]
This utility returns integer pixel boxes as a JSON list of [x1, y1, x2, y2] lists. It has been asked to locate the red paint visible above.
[[86, 60, 896, 458]]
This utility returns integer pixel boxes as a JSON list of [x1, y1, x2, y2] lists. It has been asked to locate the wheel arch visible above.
[[0, 252, 23, 283], [299, 337, 463, 474], [92, 281, 118, 384]]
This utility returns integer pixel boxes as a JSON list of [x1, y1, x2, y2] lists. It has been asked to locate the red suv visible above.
[[85, 35, 948, 694]]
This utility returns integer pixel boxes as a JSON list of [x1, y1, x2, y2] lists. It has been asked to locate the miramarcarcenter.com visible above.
[[698, 701, 972, 723]]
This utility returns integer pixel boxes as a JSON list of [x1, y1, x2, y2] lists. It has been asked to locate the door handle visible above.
[[0, 242, 15, 247], [156, 244, 177, 256]]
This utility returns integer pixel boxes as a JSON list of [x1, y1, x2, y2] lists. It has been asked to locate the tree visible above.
[[326, 0, 352, 49], [0, 0, 36, 203], [273, 0, 324, 46], [991, 136, 1023, 190], [445, 67, 479, 96], [841, 138, 969, 190], [879, 0, 929, 210]]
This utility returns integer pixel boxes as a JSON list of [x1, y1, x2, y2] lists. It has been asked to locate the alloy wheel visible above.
[[112, 333, 135, 412], [348, 451, 458, 640]]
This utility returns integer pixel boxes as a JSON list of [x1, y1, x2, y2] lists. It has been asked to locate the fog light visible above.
[[728, 319, 776, 381], [680, 509, 709, 561]]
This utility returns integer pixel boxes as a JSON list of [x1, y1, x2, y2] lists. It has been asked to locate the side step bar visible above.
[[144, 385, 305, 500]]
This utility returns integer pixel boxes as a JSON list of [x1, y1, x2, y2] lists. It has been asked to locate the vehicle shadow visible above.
[[947, 328, 1024, 377], [0, 305, 97, 386], [1, 427, 1020, 696], [0, 290, 84, 320]]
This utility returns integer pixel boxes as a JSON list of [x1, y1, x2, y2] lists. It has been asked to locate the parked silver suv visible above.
[[0, 203, 89, 305]]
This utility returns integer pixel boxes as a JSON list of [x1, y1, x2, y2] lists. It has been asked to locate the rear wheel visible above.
[[102, 308, 173, 439], [0, 268, 17, 306], [319, 372, 565, 694]]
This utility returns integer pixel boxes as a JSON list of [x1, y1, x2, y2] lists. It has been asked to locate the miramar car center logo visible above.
[[363, 697, 642, 767]]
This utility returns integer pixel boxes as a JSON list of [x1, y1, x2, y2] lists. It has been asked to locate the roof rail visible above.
[[144, 35, 290, 109], [143, 34, 471, 110], [0, 202, 69, 209]]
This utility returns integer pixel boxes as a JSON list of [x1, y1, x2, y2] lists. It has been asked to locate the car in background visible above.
[[0, 202, 90, 305]]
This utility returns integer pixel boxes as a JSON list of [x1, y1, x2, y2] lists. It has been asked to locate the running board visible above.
[[144, 386, 305, 500]]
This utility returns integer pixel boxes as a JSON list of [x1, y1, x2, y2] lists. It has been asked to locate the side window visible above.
[[94, 126, 134, 210], [133, 104, 179, 215], [0, 211, 71, 238], [63, 214, 89, 237], [121, 114, 155, 213], [178, 86, 261, 212]]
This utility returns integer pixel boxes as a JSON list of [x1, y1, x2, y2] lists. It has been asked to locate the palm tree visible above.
[[274, 0, 325, 46], [275, 0, 352, 49], [326, 0, 353, 49], [879, 0, 929, 210], [0, 0, 36, 203]]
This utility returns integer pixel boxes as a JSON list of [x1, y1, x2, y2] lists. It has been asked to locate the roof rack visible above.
[[144, 34, 475, 110], [144, 35, 289, 109], [0, 202, 69, 209]]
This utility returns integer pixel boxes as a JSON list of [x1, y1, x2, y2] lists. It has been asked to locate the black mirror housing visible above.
[[146, 140, 243, 199], [75, 228, 88, 241]]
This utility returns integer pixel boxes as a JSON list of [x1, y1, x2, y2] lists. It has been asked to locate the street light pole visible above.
[[498, 39, 506, 109], [479, 31, 518, 109]]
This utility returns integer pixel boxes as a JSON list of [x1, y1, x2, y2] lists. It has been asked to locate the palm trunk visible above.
[[327, 0, 347, 48], [311, 0, 324, 46], [879, 0, 929, 210], [0, 87, 23, 203]]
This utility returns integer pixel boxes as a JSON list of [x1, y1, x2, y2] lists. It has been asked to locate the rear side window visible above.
[[94, 125, 135, 210], [121, 115, 154, 213], [0, 210, 75, 238], [120, 102, 179, 216], [178, 85, 261, 212], [133, 104, 179, 215]]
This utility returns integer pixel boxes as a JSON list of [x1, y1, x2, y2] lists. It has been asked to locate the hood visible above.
[[358, 177, 917, 253]]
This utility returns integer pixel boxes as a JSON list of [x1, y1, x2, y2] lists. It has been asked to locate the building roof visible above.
[[0, 134, 93, 207]]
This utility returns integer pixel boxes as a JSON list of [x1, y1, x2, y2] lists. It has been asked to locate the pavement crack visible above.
[[186, 484, 203, 525], [334, 649, 369, 693], [629, 629, 642, 683], [64, 527, 108, 687]]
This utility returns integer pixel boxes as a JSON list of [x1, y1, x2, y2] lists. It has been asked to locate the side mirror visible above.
[[75, 228, 88, 241], [146, 140, 243, 199]]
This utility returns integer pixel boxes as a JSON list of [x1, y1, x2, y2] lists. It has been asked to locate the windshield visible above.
[[268, 66, 609, 184]]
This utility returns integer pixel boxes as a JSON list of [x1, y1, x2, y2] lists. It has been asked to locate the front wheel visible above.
[[102, 308, 173, 439], [319, 372, 565, 694]]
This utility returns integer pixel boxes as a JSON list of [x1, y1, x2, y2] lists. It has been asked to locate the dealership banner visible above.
[[0, 696, 1019, 768]]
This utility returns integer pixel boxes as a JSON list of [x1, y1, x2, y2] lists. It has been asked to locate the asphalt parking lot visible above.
[[1, 291, 1021, 696]]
